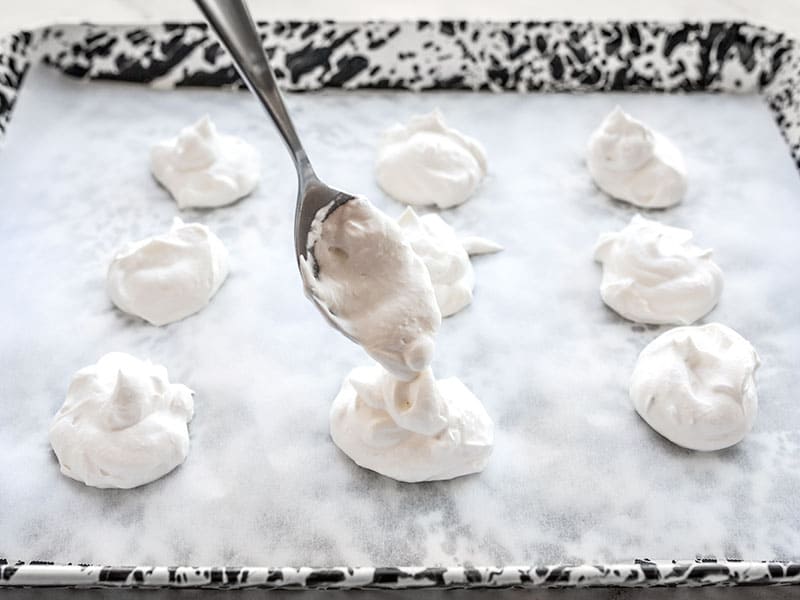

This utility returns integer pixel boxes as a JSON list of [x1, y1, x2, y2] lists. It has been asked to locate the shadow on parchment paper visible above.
[[2, 588, 799, 599]]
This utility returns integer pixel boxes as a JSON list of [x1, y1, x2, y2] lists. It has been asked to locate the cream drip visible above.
[[330, 364, 494, 482]]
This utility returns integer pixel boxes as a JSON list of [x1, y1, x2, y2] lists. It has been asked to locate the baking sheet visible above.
[[1, 64, 799, 566]]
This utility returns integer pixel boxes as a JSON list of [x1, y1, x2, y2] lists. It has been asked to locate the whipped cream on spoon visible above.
[[197, 0, 449, 367], [302, 197, 442, 380]]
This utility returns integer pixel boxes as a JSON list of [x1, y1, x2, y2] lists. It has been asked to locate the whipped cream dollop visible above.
[[107, 218, 229, 326], [48, 352, 194, 488], [150, 115, 260, 209], [630, 323, 760, 451], [302, 196, 442, 381], [594, 215, 723, 325], [587, 107, 687, 208], [330, 364, 494, 482], [397, 208, 502, 317], [375, 110, 487, 209]]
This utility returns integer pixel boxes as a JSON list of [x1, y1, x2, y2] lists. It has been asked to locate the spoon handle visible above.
[[195, 0, 315, 181]]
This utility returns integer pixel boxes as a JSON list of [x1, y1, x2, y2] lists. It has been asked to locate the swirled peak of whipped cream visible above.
[[48, 352, 194, 488], [587, 107, 687, 208], [397, 207, 502, 317], [630, 323, 760, 451], [330, 364, 494, 482], [594, 215, 723, 325], [375, 110, 487, 209], [107, 218, 229, 326], [301, 196, 441, 381], [150, 115, 260, 209]]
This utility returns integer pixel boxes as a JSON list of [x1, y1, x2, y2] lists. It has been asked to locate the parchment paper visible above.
[[1, 65, 799, 566]]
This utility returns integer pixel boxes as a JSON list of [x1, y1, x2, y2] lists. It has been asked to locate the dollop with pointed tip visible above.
[[396, 207, 502, 317], [630, 323, 760, 451], [375, 110, 487, 209], [107, 218, 229, 326], [594, 215, 723, 325], [587, 107, 687, 208], [150, 115, 260, 209], [330, 364, 494, 482], [301, 196, 441, 381], [48, 352, 194, 489]]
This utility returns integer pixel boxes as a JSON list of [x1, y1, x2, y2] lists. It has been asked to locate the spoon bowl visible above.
[[195, 0, 355, 338]]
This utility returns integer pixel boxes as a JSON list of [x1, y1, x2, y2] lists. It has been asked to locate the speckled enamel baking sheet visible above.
[[1, 62, 800, 570]]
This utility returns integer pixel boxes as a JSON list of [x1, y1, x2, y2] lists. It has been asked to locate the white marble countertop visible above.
[[1, 0, 799, 38]]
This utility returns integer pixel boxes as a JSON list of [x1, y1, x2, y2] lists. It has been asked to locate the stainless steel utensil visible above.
[[195, 0, 356, 339]]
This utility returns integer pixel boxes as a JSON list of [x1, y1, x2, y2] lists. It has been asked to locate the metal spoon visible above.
[[195, 0, 355, 338]]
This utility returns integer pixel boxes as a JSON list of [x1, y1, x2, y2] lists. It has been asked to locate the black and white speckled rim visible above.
[[0, 20, 798, 167], [1, 21, 799, 589], [2, 560, 800, 589]]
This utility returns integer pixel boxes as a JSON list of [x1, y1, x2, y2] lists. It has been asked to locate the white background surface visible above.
[[1, 0, 799, 38], [2, 65, 799, 566]]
